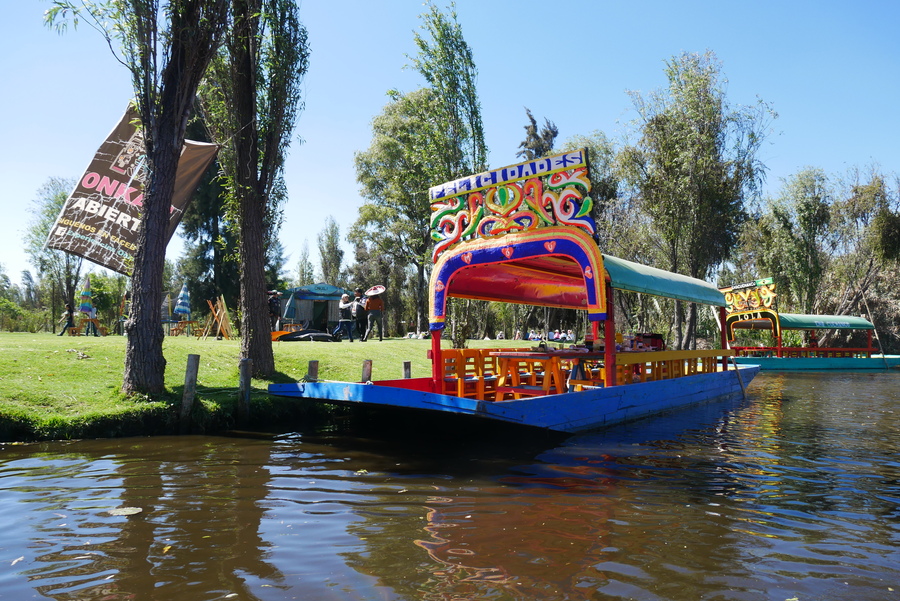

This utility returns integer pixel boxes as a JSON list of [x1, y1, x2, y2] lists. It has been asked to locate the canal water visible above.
[[1, 371, 898, 601]]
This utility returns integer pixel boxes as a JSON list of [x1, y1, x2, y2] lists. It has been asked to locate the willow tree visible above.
[[410, 1, 487, 179], [408, 1, 488, 344], [621, 51, 773, 349], [47, 0, 229, 394], [199, 0, 309, 377]]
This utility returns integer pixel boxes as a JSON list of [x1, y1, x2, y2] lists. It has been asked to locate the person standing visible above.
[[364, 292, 384, 341], [58, 303, 74, 336], [333, 294, 355, 342], [87, 306, 99, 336], [267, 291, 281, 332], [352, 288, 368, 341]]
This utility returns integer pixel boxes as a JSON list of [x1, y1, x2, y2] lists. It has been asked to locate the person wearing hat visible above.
[[352, 288, 368, 340], [333, 293, 355, 342]]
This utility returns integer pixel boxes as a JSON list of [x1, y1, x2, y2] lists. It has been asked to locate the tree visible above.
[[757, 169, 832, 314], [353, 88, 446, 333], [408, 2, 488, 339], [199, 0, 309, 377], [48, 0, 229, 394], [621, 50, 773, 348], [410, 1, 487, 177], [24, 177, 83, 330], [176, 118, 242, 312], [558, 131, 620, 249], [317, 217, 344, 285], [517, 107, 558, 161], [294, 241, 316, 287]]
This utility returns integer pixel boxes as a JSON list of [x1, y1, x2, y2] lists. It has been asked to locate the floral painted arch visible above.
[[428, 227, 607, 331]]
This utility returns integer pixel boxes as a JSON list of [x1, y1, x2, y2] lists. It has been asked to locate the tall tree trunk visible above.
[[233, 0, 275, 377], [123, 134, 181, 394], [238, 195, 274, 376], [415, 259, 427, 335], [674, 300, 684, 350]]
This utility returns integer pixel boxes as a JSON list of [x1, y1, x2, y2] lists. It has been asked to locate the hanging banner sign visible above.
[[46, 105, 218, 275]]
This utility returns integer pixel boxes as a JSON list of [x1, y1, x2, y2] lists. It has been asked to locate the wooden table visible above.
[[78, 318, 105, 336], [170, 320, 198, 336], [489, 351, 571, 399]]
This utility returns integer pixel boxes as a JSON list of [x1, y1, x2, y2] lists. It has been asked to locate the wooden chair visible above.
[[441, 349, 463, 396], [474, 350, 499, 401], [457, 349, 484, 399]]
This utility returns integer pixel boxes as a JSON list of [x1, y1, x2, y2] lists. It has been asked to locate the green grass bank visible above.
[[0, 332, 442, 442]]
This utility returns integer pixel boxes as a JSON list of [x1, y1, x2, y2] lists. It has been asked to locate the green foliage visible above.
[[620, 50, 774, 348], [871, 208, 900, 261], [352, 88, 446, 331], [410, 1, 488, 176], [517, 107, 558, 161], [293, 242, 316, 287], [316, 217, 344, 286], [24, 177, 83, 312], [176, 118, 242, 313], [757, 169, 832, 313], [558, 131, 621, 250]]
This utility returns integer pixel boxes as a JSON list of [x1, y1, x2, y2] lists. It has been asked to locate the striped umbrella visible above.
[[78, 275, 93, 315], [174, 282, 191, 317]]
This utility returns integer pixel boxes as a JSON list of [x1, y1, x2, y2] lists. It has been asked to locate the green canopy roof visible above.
[[602, 254, 726, 307], [777, 313, 874, 330]]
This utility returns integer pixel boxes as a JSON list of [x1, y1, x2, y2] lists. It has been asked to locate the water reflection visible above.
[[1, 438, 280, 600], [1, 371, 898, 600]]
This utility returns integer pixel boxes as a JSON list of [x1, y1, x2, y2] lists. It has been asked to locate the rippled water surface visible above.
[[1, 371, 899, 600]]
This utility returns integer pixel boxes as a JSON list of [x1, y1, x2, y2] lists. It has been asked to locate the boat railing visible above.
[[731, 346, 874, 359], [613, 349, 735, 385], [441, 347, 736, 400]]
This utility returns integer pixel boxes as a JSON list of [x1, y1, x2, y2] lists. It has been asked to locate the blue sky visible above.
[[1, 1, 898, 288]]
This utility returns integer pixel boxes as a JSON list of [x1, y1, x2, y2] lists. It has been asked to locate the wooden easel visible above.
[[199, 295, 234, 340]]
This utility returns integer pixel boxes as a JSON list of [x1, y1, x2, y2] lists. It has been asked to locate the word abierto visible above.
[[67, 196, 141, 231]]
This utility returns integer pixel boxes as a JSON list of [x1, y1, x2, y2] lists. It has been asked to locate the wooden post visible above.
[[604, 280, 617, 387], [179, 354, 200, 434], [403, 361, 412, 379], [307, 360, 319, 381], [719, 306, 729, 371], [238, 358, 252, 423], [431, 329, 443, 393], [361, 359, 373, 382]]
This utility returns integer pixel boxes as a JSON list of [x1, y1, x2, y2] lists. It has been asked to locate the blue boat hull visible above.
[[732, 356, 900, 371], [268, 366, 760, 434]]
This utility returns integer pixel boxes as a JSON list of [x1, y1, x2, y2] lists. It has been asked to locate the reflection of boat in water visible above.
[[270, 149, 759, 432], [722, 278, 900, 371], [340, 399, 758, 600]]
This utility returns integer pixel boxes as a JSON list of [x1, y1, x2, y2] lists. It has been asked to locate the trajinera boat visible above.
[[722, 278, 900, 371], [269, 149, 760, 433]]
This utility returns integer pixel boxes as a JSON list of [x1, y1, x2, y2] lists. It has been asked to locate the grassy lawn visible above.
[[0, 332, 454, 442]]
